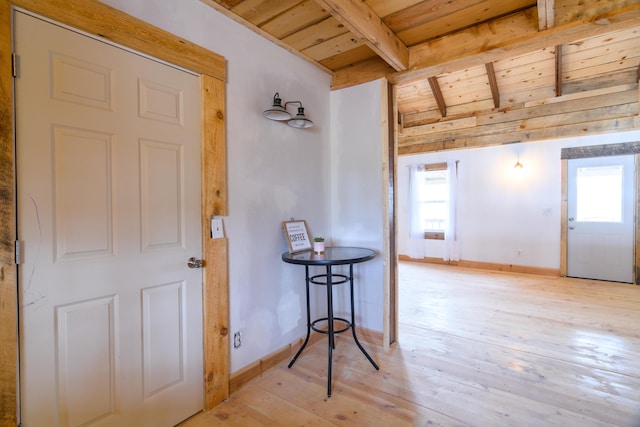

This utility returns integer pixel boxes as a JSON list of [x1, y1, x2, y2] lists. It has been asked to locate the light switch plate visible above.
[[211, 218, 225, 238]]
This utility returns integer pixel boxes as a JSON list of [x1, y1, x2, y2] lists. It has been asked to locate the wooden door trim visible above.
[[0, 1, 229, 423]]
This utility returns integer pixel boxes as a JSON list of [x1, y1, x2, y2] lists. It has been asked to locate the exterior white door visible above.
[[15, 11, 203, 427], [567, 155, 634, 283]]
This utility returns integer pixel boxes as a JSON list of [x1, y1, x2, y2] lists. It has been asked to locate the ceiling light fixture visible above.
[[263, 92, 313, 128]]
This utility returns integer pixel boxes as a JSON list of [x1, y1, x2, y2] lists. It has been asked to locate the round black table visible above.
[[282, 247, 380, 397]]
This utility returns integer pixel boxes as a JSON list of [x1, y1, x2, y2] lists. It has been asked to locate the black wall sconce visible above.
[[263, 92, 313, 129]]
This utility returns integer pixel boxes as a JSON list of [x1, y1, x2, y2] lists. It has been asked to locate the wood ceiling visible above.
[[202, 0, 640, 152]]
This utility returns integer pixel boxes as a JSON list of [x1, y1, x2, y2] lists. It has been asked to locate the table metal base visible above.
[[288, 264, 379, 397]]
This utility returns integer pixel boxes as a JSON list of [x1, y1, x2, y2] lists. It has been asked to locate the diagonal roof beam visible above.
[[428, 77, 447, 117], [555, 44, 563, 96], [313, 0, 409, 71], [485, 62, 500, 108]]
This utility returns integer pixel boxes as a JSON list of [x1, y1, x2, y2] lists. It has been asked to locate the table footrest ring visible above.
[[311, 317, 351, 334], [309, 273, 349, 285]]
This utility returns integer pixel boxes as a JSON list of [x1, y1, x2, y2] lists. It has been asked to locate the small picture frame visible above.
[[282, 220, 312, 253]]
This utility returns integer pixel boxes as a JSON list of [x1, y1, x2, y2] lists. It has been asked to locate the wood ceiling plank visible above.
[[319, 44, 378, 70], [385, 0, 491, 33], [301, 32, 365, 61], [282, 16, 349, 50], [261, 0, 329, 39], [314, 0, 409, 71], [396, 0, 535, 45], [563, 31, 640, 74], [564, 57, 640, 82], [554, 0, 638, 26], [524, 83, 635, 107], [563, 70, 638, 94], [231, 0, 302, 26], [437, 69, 494, 107], [201, 0, 333, 74], [502, 85, 557, 105], [401, 116, 477, 138], [492, 48, 555, 77], [402, 100, 498, 124], [366, 0, 423, 18]]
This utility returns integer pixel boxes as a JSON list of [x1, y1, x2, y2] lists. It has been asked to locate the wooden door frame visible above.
[[0, 1, 229, 424], [560, 142, 640, 284]]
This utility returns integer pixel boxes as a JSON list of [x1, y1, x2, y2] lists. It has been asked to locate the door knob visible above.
[[187, 257, 203, 268]]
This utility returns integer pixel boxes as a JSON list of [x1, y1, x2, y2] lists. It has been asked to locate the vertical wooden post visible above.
[[201, 74, 230, 408], [0, 0, 17, 424], [559, 159, 568, 277]]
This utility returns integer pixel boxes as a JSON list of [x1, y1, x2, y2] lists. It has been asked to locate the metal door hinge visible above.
[[15, 240, 21, 265], [12, 52, 17, 77]]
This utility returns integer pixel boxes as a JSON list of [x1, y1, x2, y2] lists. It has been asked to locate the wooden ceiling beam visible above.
[[313, 0, 409, 71], [390, 3, 640, 87], [428, 77, 447, 117], [485, 62, 500, 108]]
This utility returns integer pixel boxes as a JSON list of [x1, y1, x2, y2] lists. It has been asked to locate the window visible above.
[[576, 165, 623, 222], [416, 163, 449, 239]]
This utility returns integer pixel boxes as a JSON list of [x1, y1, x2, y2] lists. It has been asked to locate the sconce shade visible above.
[[264, 92, 292, 121], [288, 106, 313, 129]]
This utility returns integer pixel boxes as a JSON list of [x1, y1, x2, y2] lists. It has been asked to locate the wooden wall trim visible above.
[[0, 1, 229, 423], [228, 327, 384, 395], [201, 75, 229, 409], [635, 154, 640, 285], [398, 255, 561, 277], [0, 2, 17, 424], [560, 159, 568, 277], [9, 0, 225, 81], [561, 141, 640, 159]]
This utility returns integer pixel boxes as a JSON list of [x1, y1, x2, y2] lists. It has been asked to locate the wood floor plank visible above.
[[179, 262, 640, 427]]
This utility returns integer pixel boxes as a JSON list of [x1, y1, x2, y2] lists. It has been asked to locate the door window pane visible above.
[[576, 165, 623, 222]]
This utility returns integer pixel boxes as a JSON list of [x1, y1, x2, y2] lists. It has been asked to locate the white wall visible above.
[[329, 80, 387, 332], [398, 130, 640, 269], [102, 0, 332, 372]]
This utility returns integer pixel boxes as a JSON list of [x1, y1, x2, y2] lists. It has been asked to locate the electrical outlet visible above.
[[233, 331, 241, 349]]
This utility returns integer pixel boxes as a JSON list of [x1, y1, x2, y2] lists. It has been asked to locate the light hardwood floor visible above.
[[180, 262, 640, 426]]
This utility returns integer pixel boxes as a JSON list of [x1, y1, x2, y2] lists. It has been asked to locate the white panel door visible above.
[[567, 155, 634, 283], [15, 11, 203, 427]]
